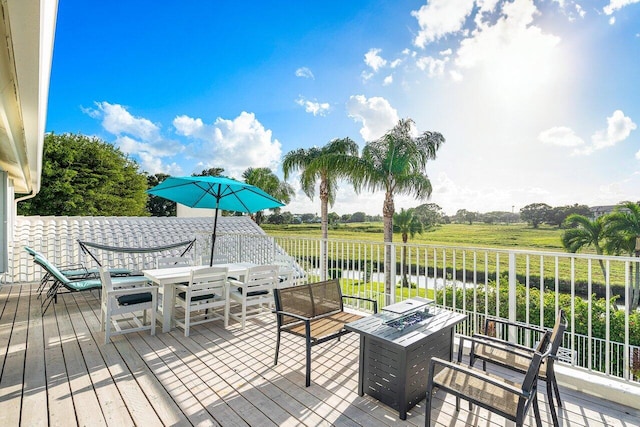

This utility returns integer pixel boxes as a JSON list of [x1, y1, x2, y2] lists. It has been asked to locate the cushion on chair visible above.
[[177, 291, 216, 302], [239, 289, 270, 296], [117, 292, 153, 306]]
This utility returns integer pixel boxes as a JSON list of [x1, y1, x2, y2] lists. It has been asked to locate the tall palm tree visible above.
[[353, 118, 444, 300], [242, 167, 294, 225], [394, 208, 423, 287], [603, 202, 640, 310], [562, 214, 609, 282], [282, 138, 360, 279]]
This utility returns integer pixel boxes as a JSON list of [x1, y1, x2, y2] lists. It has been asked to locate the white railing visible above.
[[257, 234, 640, 385], [6, 228, 640, 385]]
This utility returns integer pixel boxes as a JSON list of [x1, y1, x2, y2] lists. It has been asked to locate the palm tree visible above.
[[282, 138, 360, 279], [393, 208, 423, 287], [603, 202, 640, 310], [562, 214, 609, 282], [353, 118, 445, 301], [242, 167, 294, 225]]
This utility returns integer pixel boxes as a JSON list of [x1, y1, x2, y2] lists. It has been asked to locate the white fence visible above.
[[5, 222, 640, 385], [272, 235, 640, 384]]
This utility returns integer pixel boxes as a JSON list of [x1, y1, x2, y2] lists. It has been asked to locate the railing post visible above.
[[320, 238, 327, 281], [508, 251, 517, 343], [389, 243, 396, 305]]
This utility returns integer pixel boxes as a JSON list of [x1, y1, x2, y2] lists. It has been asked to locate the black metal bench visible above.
[[273, 279, 378, 386]]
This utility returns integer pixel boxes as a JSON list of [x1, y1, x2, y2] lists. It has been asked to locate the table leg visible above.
[[358, 335, 365, 396], [162, 283, 175, 333]]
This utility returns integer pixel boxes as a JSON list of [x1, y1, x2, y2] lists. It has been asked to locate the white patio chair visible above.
[[228, 264, 279, 329], [155, 256, 192, 314], [273, 254, 306, 287], [99, 267, 157, 344], [210, 254, 229, 265], [156, 256, 192, 268], [174, 266, 229, 336]]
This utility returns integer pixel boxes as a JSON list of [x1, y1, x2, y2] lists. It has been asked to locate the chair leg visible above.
[[550, 370, 562, 407], [305, 335, 312, 387], [547, 380, 560, 427], [274, 329, 281, 366], [241, 302, 247, 330], [150, 306, 156, 336], [104, 305, 111, 345], [425, 388, 433, 427], [185, 306, 191, 337], [532, 394, 542, 427]]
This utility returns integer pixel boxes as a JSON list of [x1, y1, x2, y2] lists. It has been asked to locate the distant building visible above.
[[590, 205, 617, 219]]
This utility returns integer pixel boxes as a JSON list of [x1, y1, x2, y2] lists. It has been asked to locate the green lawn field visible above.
[[261, 222, 567, 252]]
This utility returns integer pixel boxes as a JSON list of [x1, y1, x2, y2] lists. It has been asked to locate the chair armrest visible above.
[[430, 357, 527, 398], [342, 295, 378, 313], [271, 309, 312, 322], [472, 333, 537, 354], [484, 317, 546, 335], [228, 278, 244, 288], [460, 334, 536, 360]]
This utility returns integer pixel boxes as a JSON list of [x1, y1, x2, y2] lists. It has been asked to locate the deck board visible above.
[[1, 284, 639, 427], [21, 285, 52, 427]]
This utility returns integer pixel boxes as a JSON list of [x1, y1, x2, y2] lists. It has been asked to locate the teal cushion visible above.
[[66, 279, 102, 291]]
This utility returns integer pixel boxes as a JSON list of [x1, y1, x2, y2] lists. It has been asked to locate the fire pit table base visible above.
[[346, 303, 466, 420]]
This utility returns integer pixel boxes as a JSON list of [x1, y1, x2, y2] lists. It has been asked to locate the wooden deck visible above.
[[1, 284, 639, 427]]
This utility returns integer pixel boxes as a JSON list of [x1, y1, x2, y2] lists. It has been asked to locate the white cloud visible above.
[[176, 111, 282, 179], [137, 151, 182, 176], [84, 102, 185, 174], [453, 0, 561, 96], [295, 96, 330, 116], [416, 56, 449, 77], [592, 110, 637, 149], [636, 150, 640, 160], [390, 58, 403, 68], [538, 126, 585, 147], [295, 67, 315, 79], [205, 111, 282, 178], [173, 115, 215, 140], [89, 101, 161, 141], [346, 95, 399, 142], [604, 0, 640, 15], [361, 71, 374, 82], [364, 48, 387, 72], [411, 0, 475, 47], [449, 69, 464, 81], [383, 75, 393, 86]]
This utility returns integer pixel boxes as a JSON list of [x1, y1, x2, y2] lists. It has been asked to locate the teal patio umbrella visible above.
[[147, 176, 285, 265]]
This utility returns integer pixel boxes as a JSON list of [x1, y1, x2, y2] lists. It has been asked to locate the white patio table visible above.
[[142, 262, 257, 332]]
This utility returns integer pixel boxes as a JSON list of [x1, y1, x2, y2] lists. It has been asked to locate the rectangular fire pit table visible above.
[[345, 299, 467, 420]]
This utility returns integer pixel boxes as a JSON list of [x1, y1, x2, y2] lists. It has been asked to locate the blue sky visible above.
[[47, 0, 640, 216]]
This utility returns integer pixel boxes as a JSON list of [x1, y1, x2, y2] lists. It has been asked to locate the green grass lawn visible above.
[[261, 222, 566, 252]]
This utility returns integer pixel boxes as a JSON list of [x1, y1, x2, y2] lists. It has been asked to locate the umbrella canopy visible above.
[[147, 176, 285, 265]]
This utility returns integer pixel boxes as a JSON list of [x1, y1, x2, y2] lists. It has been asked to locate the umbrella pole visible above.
[[209, 206, 220, 266]]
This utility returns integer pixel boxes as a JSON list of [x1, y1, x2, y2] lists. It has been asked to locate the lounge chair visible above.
[[26, 246, 132, 297], [34, 255, 149, 315]]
